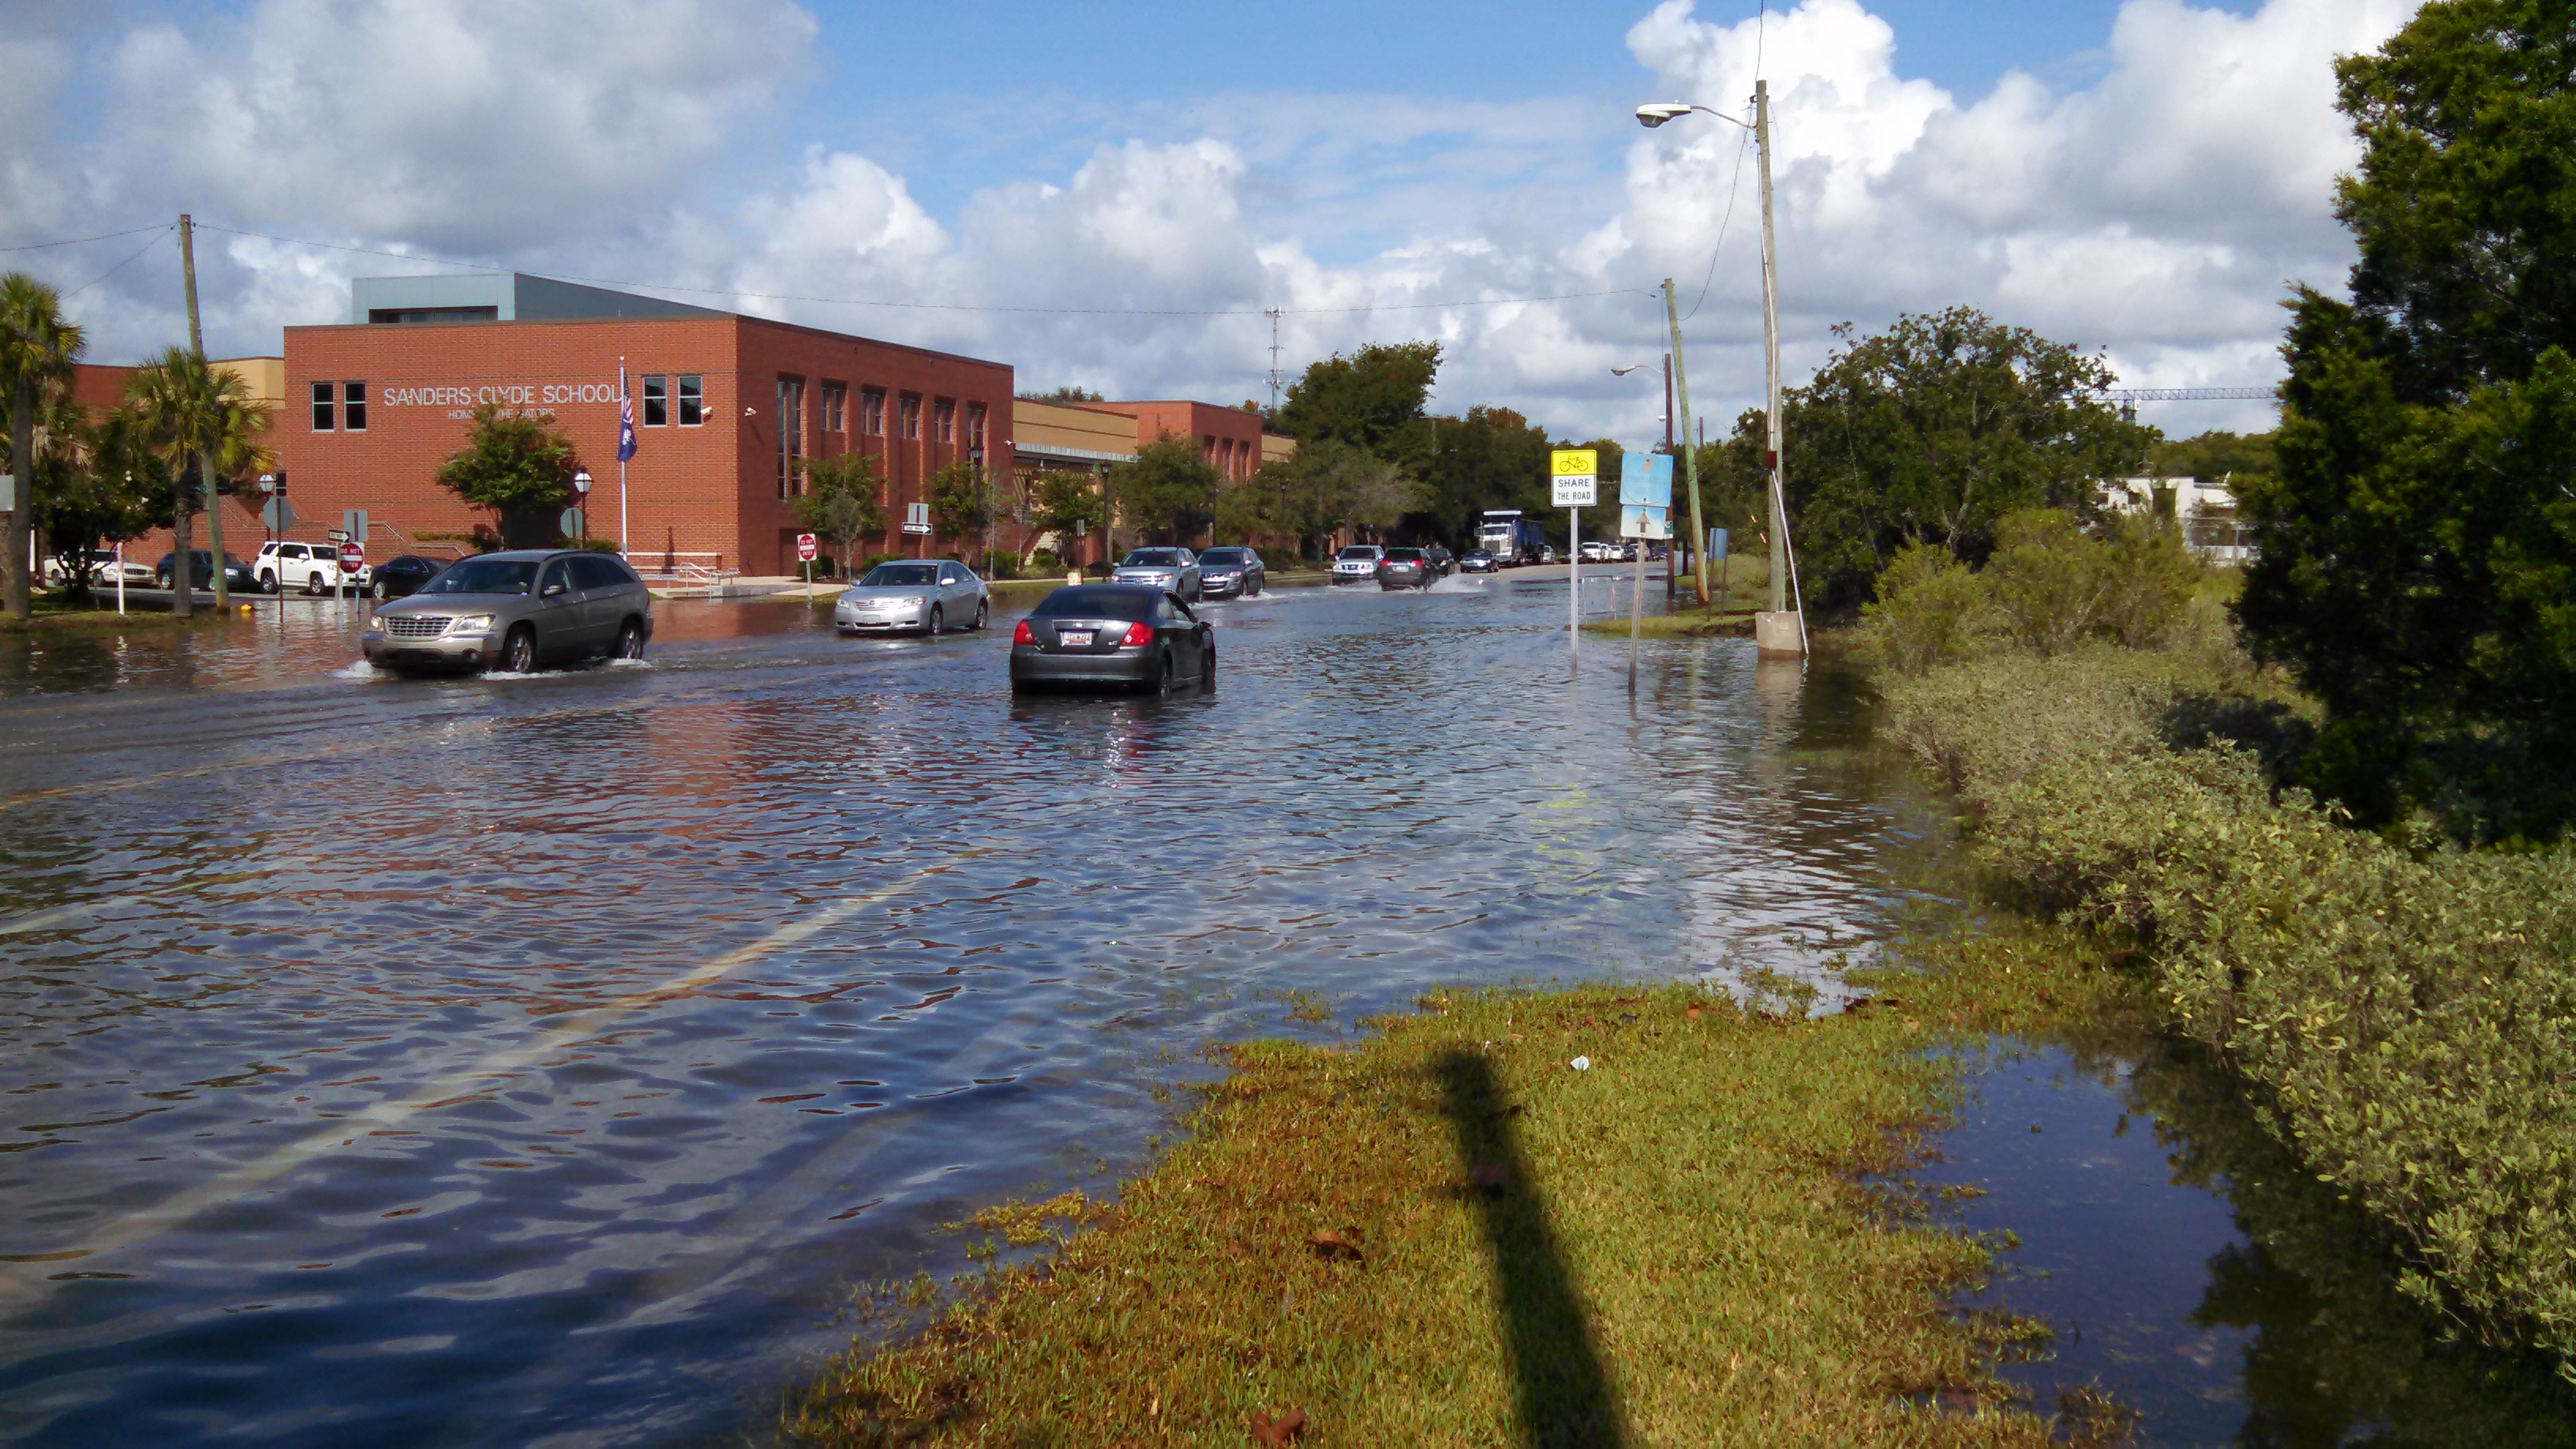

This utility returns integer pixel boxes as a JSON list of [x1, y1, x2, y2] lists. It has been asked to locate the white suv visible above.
[[1331, 544, 1384, 584], [254, 541, 345, 595]]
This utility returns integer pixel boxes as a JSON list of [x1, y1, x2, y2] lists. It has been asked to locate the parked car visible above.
[[369, 555, 448, 600], [1376, 547, 1436, 590], [88, 552, 157, 590], [1330, 544, 1384, 583], [155, 551, 259, 593], [1457, 549, 1498, 574], [253, 540, 345, 595], [361, 549, 653, 675], [833, 558, 989, 635], [1194, 546, 1266, 599], [1110, 548, 1201, 601], [1009, 583, 1214, 693], [1538, 545, 1559, 565], [1577, 540, 1616, 564]]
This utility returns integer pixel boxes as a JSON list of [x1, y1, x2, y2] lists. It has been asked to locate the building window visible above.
[[311, 380, 334, 432], [933, 398, 956, 444], [861, 387, 886, 436], [966, 402, 987, 457], [342, 382, 367, 432], [678, 375, 703, 426], [643, 374, 668, 426], [777, 377, 806, 498], [899, 394, 922, 440], [822, 382, 847, 436]]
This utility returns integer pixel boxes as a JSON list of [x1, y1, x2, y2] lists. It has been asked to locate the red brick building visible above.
[[1077, 399, 1267, 481], [279, 275, 1013, 575]]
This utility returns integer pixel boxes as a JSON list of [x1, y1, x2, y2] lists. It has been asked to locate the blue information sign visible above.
[[1619, 453, 1673, 509]]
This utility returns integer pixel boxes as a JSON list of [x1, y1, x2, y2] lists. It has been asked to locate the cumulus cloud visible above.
[[9, 0, 2420, 442]]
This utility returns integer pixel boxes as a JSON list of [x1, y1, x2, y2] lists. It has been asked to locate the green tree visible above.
[[927, 459, 996, 560], [794, 451, 887, 574], [1717, 308, 2151, 608], [434, 403, 581, 548], [1225, 438, 1419, 558], [2148, 429, 2275, 483], [1025, 469, 1105, 564], [41, 405, 170, 599], [1274, 341, 1441, 462], [1017, 385, 1105, 403], [1418, 406, 1554, 547], [2237, 0, 2576, 838], [125, 348, 270, 613], [0, 271, 85, 620], [1104, 434, 1220, 546]]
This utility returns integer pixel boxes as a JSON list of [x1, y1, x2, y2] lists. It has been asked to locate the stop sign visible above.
[[338, 541, 365, 573], [796, 533, 818, 562]]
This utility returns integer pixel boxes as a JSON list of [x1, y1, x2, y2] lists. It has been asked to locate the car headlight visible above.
[[448, 614, 496, 634]]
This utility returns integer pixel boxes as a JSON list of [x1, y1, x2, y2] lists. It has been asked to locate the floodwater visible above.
[[0, 578, 1915, 1446], [5, 578, 2567, 1447]]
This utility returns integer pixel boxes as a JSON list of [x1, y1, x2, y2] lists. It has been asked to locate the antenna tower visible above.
[[1265, 308, 1285, 410]]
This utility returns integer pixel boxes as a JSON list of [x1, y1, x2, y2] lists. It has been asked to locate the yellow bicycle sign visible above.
[[1551, 448, 1598, 477]]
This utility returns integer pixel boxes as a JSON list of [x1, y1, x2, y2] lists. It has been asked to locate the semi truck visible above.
[[1477, 510, 1546, 566]]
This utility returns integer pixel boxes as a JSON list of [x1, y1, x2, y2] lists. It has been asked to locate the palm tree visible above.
[[127, 348, 270, 615], [0, 272, 87, 620]]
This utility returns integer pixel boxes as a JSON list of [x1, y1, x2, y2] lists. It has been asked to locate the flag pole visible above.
[[617, 358, 632, 554]]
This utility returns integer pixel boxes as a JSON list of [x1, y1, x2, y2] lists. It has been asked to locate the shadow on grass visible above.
[[1436, 1049, 1625, 1449]]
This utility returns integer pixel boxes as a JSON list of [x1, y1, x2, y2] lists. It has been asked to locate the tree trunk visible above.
[[171, 459, 195, 620], [4, 377, 29, 620], [200, 450, 228, 609]]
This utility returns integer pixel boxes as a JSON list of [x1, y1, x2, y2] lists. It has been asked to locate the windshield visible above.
[[1032, 586, 1155, 620], [1336, 546, 1379, 560], [1199, 549, 1246, 564], [422, 558, 539, 596], [1385, 549, 1424, 561], [1121, 550, 1185, 567], [859, 564, 941, 586]]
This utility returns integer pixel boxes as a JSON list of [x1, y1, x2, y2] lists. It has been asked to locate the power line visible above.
[[0, 223, 172, 253], [64, 226, 174, 300], [189, 222, 1657, 318]]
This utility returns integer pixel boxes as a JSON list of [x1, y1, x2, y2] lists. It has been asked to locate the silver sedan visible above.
[[833, 559, 990, 635]]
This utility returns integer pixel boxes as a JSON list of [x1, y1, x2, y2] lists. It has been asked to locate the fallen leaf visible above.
[[1251, 1406, 1309, 1444], [1307, 1226, 1365, 1263]]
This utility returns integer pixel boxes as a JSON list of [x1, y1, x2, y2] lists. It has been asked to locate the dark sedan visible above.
[[1195, 546, 1266, 599], [1376, 547, 1436, 590], [370, 555, 449, 600], [1458, 549, 1498, 573], [155, 550, 258, 593], [1010, 583, 1215, 692]]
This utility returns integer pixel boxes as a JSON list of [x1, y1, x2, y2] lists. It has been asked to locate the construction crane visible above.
[[2091, 385, 2277, 422]]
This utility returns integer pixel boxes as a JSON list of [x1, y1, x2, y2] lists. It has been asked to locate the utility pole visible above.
[[1663, 279, 1709, 607], [171, 215, 201, 616], [1663, 352, 1676, 607], [1752, 80, 1806, 653], [1264, 309, 1286, 412], [180, 213, 230, 612]]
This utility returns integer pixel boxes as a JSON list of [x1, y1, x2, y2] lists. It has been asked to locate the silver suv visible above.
[[361, 549, 653, 674]]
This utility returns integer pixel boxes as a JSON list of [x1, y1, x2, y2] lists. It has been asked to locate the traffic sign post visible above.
[[1619, 454, 1676, 695], [1552, 449, 1597, 663], [797, 531, 818, 589]]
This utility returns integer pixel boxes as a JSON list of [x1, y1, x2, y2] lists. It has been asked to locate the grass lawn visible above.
[[0, 596, 248, 634], [789, 945, 2142, 1447]]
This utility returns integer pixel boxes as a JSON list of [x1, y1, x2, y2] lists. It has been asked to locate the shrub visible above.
[[1983, 509, 2106, 655], [1859, 544, 1994, 674]]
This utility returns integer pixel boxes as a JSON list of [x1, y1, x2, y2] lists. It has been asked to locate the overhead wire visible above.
[[1679, 2, 1765, 323], [62, 226, 174, 300], [0, 223, 173, 253], [190, 222, 1660, 318]]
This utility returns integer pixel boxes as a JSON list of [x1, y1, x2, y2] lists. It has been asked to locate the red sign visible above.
[[338, 541, 365, 573], [796, 533, 818, 563]]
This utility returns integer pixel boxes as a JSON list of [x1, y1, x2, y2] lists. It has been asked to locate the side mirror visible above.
[[542, 581, 566, 598]]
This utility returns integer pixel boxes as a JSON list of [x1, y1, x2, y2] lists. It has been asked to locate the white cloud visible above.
[[13, 0, 2420, 443]]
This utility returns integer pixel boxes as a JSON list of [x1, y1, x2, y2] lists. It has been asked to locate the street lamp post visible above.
[[572, 467, 593, 544], [1638, 84, 1806, 653]]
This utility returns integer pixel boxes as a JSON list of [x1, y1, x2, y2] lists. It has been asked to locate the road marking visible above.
[[0, 851, 989, 1315]]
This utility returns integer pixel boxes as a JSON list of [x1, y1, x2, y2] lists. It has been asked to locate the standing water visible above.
[[2, 578, 2567, 1444]]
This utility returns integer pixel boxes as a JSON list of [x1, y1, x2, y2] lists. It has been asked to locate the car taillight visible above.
[[1013, 619, 1035, 644], [1121, 620, 1153, 646]]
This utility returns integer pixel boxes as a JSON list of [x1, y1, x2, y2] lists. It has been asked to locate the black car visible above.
[[1376, 547, 1435, 590], [1010, 583, 1214, 692], [155, 550, 258, 593], [1425, 544, 1455, 575], [370, 554, 449, 600], [1458, 549, 1498, 573], [1195, 545, 1266, 599]]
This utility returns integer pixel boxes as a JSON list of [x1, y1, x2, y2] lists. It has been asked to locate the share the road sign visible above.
[[1551, 447, 1597, 507]]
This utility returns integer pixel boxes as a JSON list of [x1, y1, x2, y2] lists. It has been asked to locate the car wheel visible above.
[[1201, 642, 1217, 687], [1154, 649, 1177, 693], [373, 578, 388, 601], [972, 598, 988, 631], [927, 604, 944, 635], [304, 572, 325, 596], [500, 627, 537, 675], [259, 571, 277, 594], [612, 617, 645, 660]]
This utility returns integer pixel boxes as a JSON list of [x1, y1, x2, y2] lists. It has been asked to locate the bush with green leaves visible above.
[[1859, 509, 2207, 673], [1885, 646, 2576, 1377]]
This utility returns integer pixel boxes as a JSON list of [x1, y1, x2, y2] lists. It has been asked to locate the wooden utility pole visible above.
[[1751, 81, 1807, 653], [1664, 279, 1708, 606], [178, 214, 228, 611], [1663, 352, 1676, 607]]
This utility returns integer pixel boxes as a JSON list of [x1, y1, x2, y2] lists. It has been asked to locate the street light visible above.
[[573, 469, 593, 496], [571, 468, 592, 542], [1631, 83, 1803, 650]]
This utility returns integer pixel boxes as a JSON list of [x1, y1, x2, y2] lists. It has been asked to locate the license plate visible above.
[[1059, 630, 1094, 647]]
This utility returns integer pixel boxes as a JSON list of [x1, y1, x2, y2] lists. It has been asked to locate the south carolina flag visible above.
[[616, 362, 638, 462]]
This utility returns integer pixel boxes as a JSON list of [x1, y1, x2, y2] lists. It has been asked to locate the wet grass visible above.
[[0, 597, 249, 633], [788, 959, 2144, 1447]]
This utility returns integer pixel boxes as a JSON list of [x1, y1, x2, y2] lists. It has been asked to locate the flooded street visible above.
[[9, 578, 2567, 1447], [0, 578, 1925, 1446]]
